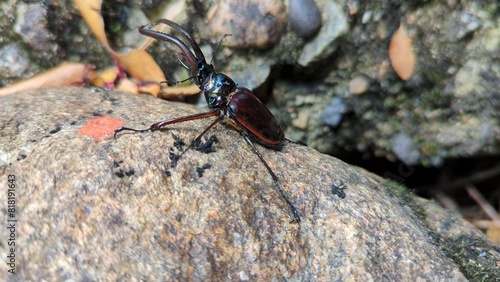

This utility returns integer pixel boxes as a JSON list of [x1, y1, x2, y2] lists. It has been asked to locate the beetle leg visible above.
[[172, 116, 224, 165], [191, 116, 223, 146], [113, 126, 150, 139], [175, 116, 223, 157], [114, 109, 220, 138], [242, 133, 301, 224]]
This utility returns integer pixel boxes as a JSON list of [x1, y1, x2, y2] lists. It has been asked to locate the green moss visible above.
[[383, 97, 398, 109], [101, 0, 133, 50], [383, 181, 500, 282], [439, 235, 500, 282], [420, 89, 452, 109], [382, 179, 409, 197], [271, 33, 304, 65], [396, 93, 415, 109], [380, 179, 428, 220], [422, 142, 439, 155]]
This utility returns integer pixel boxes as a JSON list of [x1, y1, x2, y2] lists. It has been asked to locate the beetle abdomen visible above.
[[228, 87, 284, 148]]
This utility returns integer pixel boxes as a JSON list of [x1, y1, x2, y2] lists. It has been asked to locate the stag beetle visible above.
[[115, 19, 300, 223]]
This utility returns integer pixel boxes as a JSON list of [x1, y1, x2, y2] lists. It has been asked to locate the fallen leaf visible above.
[[0, 63, 92, 96], [4, 0, 189, 98], [90, 67, 119, 88], [160, 84, 201, 99], [389, 25, 416, 80], [73, 0, 166, 96], [116, 50, 166, 96], [73, 0, 111, 52], [486, 225, 500, 245], [116, 78, 139, 94]]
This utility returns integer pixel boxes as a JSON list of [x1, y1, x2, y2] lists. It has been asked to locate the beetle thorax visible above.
[[203, 73, 237, 108]]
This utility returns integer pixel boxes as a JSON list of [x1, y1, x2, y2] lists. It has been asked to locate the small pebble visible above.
[[14, 3, 52, 50], [349, 76, 370, 95], [207, 0, 287, 49], [292, 111, 309, 129], [289, 0, 322, 38], [456, 11, 481, 40], [362, 11, 372, 24], [0, 44, 30, 78], [322, 97, 346, 127], [391, 132, 421, 165]]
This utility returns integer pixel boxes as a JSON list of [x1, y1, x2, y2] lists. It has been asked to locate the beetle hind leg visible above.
[[242, 133, 301, 224]]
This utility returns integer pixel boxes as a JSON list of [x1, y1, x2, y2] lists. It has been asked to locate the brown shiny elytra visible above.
[[114, 19, 300, 223]]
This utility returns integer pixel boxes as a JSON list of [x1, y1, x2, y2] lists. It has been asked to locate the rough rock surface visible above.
[[206, 0, 287, 49], [0, 88, 498, 281], [280, 1, 500, 166]]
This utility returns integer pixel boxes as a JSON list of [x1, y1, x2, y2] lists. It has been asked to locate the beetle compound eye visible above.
[[208, 96, 217, 105]]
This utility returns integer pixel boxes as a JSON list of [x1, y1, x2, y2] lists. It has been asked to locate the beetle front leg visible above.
[[114, 126, 152, 139], [114, 109, 221, 138]]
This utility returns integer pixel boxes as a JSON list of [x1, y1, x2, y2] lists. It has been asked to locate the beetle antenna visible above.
[[210, 34, 232, 65], [159, 76, 193, 87]]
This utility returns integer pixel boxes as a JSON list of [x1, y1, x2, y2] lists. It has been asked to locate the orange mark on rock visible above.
[[78, 116, 124, 141]]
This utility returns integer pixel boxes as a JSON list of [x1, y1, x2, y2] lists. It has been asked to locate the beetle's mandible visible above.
[[114, 19, 300, 223]]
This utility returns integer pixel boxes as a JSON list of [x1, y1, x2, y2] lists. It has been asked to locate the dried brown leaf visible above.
[[486, 225, 500, 245], [90, 68, 119, 88], [0, 63, 91, 96], [116, 50, 166, 96], [160, 84, 201, 99], [72, 0, 197, 98], [73, 0, 112, 53], [116, 78, 139, 94], [73, 0, 168, 96], [389, 25, 416, 80]]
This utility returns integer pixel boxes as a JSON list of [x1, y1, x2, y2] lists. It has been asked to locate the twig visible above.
[[442, 165, 500, 191], [466, 185, 500, 222]]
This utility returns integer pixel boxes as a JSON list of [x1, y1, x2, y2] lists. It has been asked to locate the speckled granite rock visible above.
[[207, 0, 287, 49], [0, 88, 498, 281]]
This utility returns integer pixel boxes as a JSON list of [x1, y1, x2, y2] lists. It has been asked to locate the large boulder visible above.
[[0, 88, 497, 280]]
